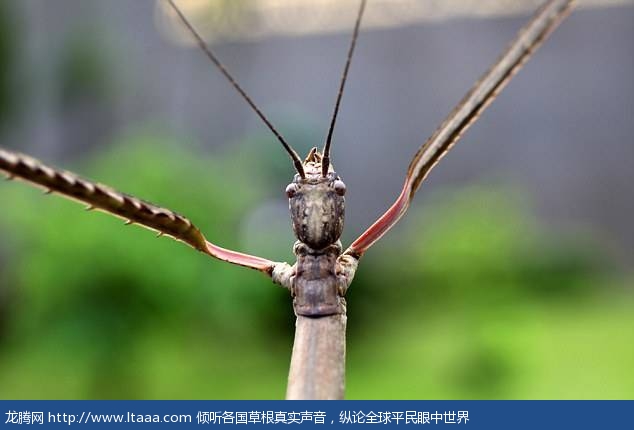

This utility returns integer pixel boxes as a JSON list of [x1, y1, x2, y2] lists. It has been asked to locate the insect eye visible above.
[[333, 180, 346, 196], [285, 183, 298, 198]]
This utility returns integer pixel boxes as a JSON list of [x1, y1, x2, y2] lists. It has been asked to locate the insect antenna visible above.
[[165, 0, 305, 178], [321, 0, 366, 177]]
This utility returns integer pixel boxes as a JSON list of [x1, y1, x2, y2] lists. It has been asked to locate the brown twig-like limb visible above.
[[345, 0, 575, 258], [0, 147, 276, 273]]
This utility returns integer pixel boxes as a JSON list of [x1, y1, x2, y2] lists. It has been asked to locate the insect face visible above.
[[287, 148, 345, 251]]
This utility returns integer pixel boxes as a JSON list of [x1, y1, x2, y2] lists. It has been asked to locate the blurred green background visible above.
[[0, 0, 633, 399], [1, 137, 632, 399]]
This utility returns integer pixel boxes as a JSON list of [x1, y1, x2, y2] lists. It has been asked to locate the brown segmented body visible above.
[[283, 149, 350, 317]]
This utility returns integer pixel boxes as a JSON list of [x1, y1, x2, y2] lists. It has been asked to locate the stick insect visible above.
[[0, 0, 574, 399]]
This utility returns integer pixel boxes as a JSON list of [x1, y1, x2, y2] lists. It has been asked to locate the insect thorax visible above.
[[291, 241, 345, 316]]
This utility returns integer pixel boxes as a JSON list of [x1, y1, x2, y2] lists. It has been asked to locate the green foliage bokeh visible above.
[[0, 134, 632, 399]]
